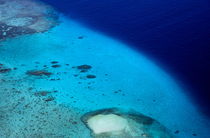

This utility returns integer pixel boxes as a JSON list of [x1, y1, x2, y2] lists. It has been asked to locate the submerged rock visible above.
[[81, 108, 172, 138]]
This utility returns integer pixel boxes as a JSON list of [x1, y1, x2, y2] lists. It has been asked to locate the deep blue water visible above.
[[41, 0, 210, 116]]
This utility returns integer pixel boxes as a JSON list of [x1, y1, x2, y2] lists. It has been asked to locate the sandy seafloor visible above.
[[0, 14, 210, 137]]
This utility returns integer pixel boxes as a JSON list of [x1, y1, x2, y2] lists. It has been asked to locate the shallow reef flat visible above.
[[0, 73, 90, 137], [0, 0, 58, 41]]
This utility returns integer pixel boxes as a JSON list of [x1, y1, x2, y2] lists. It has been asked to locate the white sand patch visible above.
[[82, 108, 173, 137], [87, 114, 129, 134]]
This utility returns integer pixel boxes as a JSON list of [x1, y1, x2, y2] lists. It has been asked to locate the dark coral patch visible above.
[[76, 64, 92, 73], [78, 36, 84, 39], [174, 130, 179, 134], [34, 91, 51, 96], [51, 65, 61, 68], [51, 61, 59, 64], [0, 68, 11, 73], [45, 96, 55, 102], [26, 70, 52, 76], [192, 133, 197, 136], [86, 75, 96, 79], [77, 65, 92, 70], [0, 64, 11, 73]]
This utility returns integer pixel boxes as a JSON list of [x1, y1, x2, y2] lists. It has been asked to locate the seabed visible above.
[[0, 0, 210, 137]]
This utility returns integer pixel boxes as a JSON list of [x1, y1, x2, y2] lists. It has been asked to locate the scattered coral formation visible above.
[[0, 62, 90, 137]]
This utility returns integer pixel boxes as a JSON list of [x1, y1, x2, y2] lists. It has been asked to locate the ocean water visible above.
[[0, 0, 210, 137], [42, 0, 210, 114]]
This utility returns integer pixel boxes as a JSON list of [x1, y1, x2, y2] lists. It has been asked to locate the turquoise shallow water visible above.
[[0, 14, 210, 137]]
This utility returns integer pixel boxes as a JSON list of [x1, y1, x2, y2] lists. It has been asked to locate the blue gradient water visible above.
[[1, 0, 210, 137], [41, 0, 210, 115]]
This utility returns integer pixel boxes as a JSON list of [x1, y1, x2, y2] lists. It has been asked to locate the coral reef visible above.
[[0, 0, 58, 41]]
